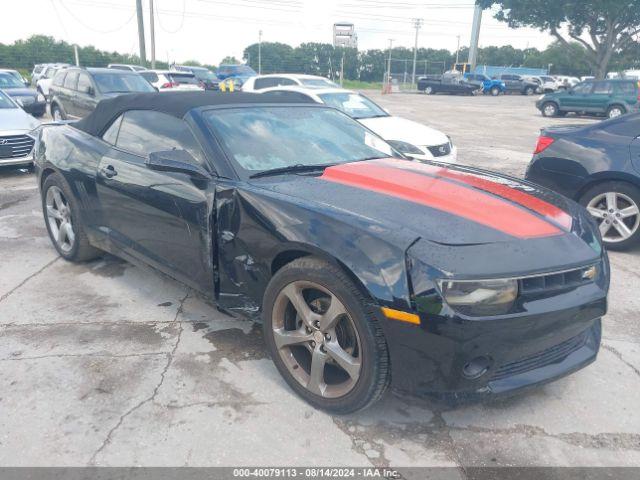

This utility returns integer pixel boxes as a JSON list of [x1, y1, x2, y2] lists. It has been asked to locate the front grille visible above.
[[427, 142, 451, 157], [0, 134, 35, 159], [519, 264, 597, 296], [491, 331, 588, 381]]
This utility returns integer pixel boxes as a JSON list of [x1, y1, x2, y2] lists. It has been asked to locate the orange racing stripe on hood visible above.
[[370, 158, 573, 231], [320, 161, 563, 239]]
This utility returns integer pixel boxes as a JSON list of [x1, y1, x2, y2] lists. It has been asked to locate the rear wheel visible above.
[[424, 85, 434, 95], [42, 173, 101, 262], [262, 257, 390, 413], [580, 181, 640, 250], [524, 86, 535, 95], [542, 102, 559, 117], [607, 105, 625, 119]]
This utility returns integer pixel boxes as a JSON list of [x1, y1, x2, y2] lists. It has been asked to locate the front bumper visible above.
[[381, 261, 607, 398], [0, 152, 34, 166]]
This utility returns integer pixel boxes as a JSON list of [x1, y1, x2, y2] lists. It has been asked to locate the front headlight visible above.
[[538, 95, 545, 100], [437, 278, 518, 316], [387, 140, 423, 155], [37, 93, 45, 102]]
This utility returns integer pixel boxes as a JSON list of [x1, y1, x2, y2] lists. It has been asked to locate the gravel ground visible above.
[[0, 94, 638, 473]]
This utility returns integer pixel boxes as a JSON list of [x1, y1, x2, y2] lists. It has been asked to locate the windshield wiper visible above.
[[249, 163, 336, 179]]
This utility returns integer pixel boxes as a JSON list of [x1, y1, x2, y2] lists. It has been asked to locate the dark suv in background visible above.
[[49, 67, 155, 120], [536, 79, 640, 119], [495, 74, 539, 95], [173, 65, 219, 90]]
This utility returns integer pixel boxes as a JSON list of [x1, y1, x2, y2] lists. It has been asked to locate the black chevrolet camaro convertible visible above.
[[34, 92, 609, 413]]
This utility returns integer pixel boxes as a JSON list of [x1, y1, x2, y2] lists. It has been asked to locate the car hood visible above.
[[0, 108, 40, 131], [253, 158, 602, 276], [5, 87, 37, 98], [358, 116, 449, 147]]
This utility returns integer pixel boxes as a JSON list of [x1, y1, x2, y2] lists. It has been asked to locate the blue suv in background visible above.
[[464, 73, 506, 96], [216, 64, 257, 88]]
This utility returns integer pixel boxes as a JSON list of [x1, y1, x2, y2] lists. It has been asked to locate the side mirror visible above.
[[24, 81, 30, 87], [146, 150, 211, 179]]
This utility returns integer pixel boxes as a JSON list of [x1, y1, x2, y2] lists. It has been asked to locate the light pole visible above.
[[135, 0, 146, 66], [455, 35, 461, 65], [149, 0, 156, 69], [386, 38, 394, 87], [411, 18, 422, 86], [258, 30, 262, 74]]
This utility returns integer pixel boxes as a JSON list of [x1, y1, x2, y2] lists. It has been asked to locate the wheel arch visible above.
[[270, 243, 375, 305], [574, 173, 640, 201]]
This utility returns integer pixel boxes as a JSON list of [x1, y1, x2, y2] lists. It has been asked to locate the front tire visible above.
[[42, 173, 101, 262], [51, 104, 65, 121], [579, 181, 640, 251], [262, 257, 390, 413], [490, 86, 500, 96], [524, 86, 535, 95], [424, 86, 434, 95], [541, 102, 559, 117]]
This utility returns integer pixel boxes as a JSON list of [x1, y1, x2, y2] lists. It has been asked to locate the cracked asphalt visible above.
[[0, 94, 639, 471]]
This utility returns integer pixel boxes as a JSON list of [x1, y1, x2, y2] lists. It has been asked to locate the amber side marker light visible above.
[[381, 307, 421, 325]]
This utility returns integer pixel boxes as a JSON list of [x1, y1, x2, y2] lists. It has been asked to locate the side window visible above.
[[573, 82, 593, 94], [64, 71, 79, 90], [593, 81, 612, 94], [614, 81, 636, 95], [102, 115, 123, 145], [278, 78, 297, 86], [77, 73, 92, 94], [254, 77, 279, 90], [116, 110, 205, 164], [53, 71, 67, 87]]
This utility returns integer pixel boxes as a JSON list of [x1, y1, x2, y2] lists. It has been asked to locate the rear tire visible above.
[[541, 102, 559, 117], [607, 105, 625, 119], [42, 173, 101, 262], [424, 86, 434, 95], [262, 257, 390, 413], [524, 86, 535, 95], [579, 181, 640, 251]]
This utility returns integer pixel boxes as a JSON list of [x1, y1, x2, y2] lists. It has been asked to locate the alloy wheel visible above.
[[608, 107, 624, 118], [543, 103, 557, 116], [271, 280, 362, 398], [587, 192, 640, 243], [46, 185, 75, 253]]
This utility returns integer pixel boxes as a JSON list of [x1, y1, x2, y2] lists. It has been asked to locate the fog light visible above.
[[462, 356, 491, 379]]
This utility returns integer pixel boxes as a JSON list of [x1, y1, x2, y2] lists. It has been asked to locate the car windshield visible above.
[[93, 73, 155, 93], [300, 78, 339, 88], [0, 90, 17, 108], [225, 65, 256, 76], [318, 92, 388, 119], [203, 106, 393, 175], [193, 70, 217, 81], [0, 73, 24, 89]]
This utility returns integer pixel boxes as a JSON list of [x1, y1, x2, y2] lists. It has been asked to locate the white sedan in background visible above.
[[138, 70, 204, 92], [259, 86, 457, 163], [242, 74, 340, 91]]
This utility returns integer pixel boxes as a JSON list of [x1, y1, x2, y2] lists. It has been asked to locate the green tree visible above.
[[220, 56, 241, 66], [477, 0, 640, 79]]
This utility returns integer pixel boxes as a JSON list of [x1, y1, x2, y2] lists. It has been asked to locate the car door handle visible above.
[[100, 164, 117, 178]]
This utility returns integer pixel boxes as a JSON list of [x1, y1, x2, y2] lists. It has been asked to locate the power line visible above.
[[57, 0, 136, 34], [155, 0, 186, 34]]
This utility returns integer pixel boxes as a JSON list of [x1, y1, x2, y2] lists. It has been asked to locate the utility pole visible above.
[[411, 18, 422, 86], [340, 54, 344, 86], [73, 44, 80, 66], [455, 35, 461, 65], [258, 30, 262, 74], [149, 0, 156, 68], [386, 38, 394, 87], [135, 0, 146, 67], [468, 4, 482, 72]]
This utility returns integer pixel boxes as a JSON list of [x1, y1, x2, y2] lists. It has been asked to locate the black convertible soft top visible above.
[[73, 91, 315, 137]]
